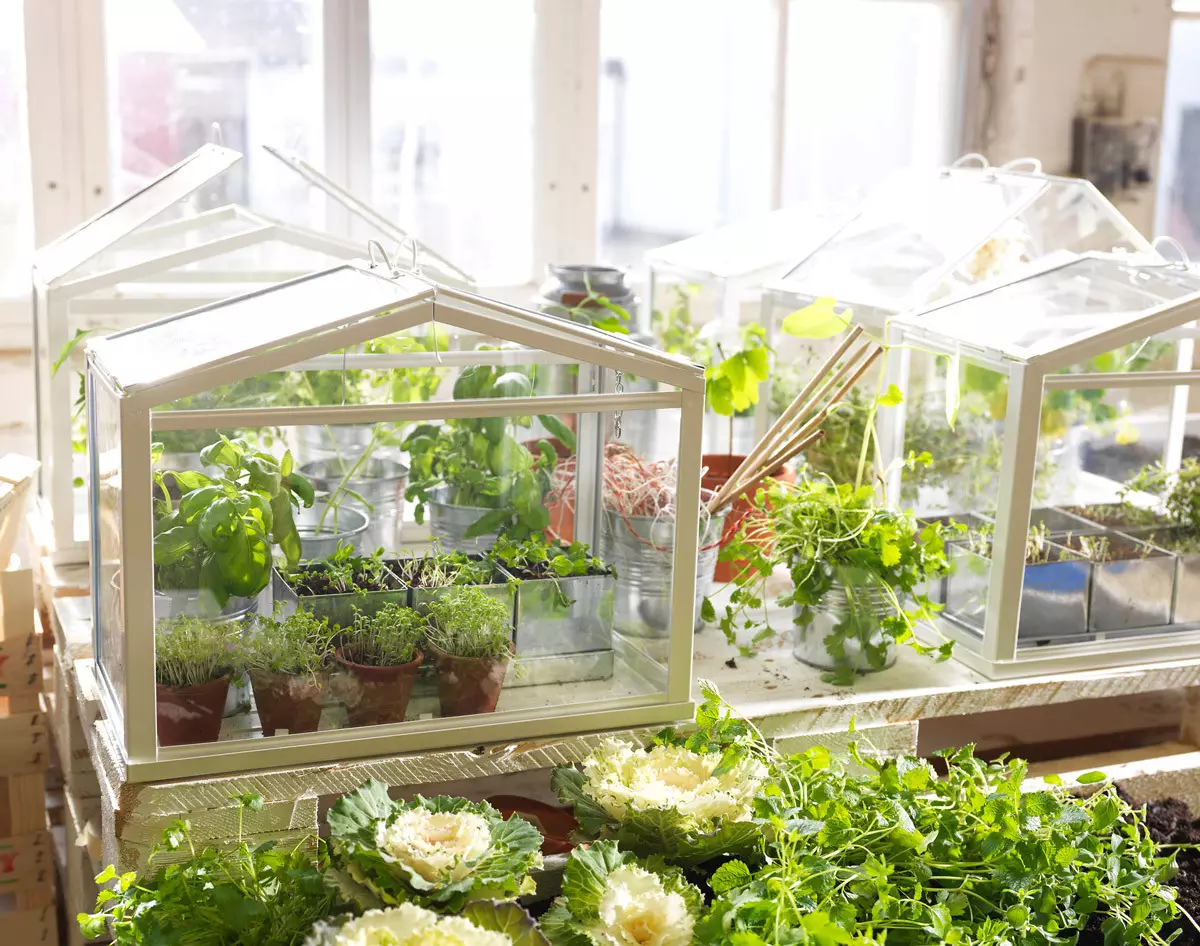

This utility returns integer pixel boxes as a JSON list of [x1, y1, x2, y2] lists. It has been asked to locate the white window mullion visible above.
[[323, 0, 372, 243], [769, 0, 789, 211], [78, 0, 111, 219], [533, 0, 600, 279]]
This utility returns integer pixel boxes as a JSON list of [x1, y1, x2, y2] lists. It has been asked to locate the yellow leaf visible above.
[[881, 543, 901, 568], [781, 297, 853, 339]]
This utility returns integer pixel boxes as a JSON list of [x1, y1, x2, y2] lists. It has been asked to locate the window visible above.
[[104, 0, 325, 224], [0, 0, 31, 297], [369, 0, 536, 286], [1156, 7, 1200, 256], [14, 0, 971, 298]]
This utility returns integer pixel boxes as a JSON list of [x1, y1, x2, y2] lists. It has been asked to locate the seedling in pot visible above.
[[286, 543, 401, 597], [424, 587, 514, 717], [242, 607, 335, 737], [155, 616, 241, 746], [388, 547, 497, 589], [335, 603, 427, 727]]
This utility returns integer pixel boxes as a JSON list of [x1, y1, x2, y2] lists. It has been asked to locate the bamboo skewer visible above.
[[705, 334, 881, 516]]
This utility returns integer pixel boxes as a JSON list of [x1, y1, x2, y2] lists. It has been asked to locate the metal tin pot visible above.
[[273, 565, 408, 631], [600, 505, 725, 640], [536, 264, 637, 316], [1056, 532, 1175, 633], [791, 579, 897, 674], [297, 423, 404, 464], [296, 502, 370, 560], [300, 457, 408, 554], [426, 487, 501, 552], [511, 572, 616, 685], [944, 539, 1090, 644]]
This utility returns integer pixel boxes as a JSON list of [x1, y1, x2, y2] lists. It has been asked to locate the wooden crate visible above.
[[0, 887, 58, 945]]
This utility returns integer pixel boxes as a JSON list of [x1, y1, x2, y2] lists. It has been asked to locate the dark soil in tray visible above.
[[386, 557, 497, 589], [286, 564, 401, 596], [1078, 792, 1200, 945]]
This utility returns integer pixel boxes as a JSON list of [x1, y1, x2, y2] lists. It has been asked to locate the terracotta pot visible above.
[[428, 642, 513, 717], [485, 794, 579, 855], [335, 649, 424, 727], [156, 676, 231, 746], [702, 454, 795, 584], [250, 671, 328, 737]]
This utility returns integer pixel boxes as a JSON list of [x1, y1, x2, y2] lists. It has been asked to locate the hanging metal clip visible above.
[[367, 240, 401, 278], [613, 369, 624, 440]]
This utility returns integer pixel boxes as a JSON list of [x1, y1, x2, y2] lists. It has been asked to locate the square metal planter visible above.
[[395, 555, 518, 627], [1134, 527, 1200, 627], [944, 540, 1090, 644], [1057, 504, 1172, 539], [1055, 532, 1175, 633], [272, 564, 408, 630], [512, 572, 617, 685]]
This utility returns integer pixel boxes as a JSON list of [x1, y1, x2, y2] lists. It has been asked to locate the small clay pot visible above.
[[250, 671, 328, 737], [428, 642, 513, 717], [156, 676, 231, 746], [335, 649, 424, 727], [702, 453, 794, 584]]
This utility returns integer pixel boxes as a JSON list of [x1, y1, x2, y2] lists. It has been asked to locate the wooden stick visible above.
[[716, 325, 864, 499], [707, 338, 879, 512], [716, 431, 826, 514], [707, 346, 884, 515]]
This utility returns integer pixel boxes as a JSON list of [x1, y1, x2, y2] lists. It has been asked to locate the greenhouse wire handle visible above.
[[1152, 235, 1191, 267]]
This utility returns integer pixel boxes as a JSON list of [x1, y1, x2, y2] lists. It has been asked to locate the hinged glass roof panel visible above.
[[89, 264, 434, 393], [264, 145, 473, 288], [896, 254, 1200, 365], [768, 168, 1047, 314], [644, 205, 846, 280], [35, 144, 242, 286]]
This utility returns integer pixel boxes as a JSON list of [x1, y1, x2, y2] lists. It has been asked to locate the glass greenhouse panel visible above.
[[89, 373, 126, 721]]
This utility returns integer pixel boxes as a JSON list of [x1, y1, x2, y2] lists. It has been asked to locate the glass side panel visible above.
[[911, 258, 1200, 362], [146, 411, 690, 747], [900, 351, 1005, 657], [89, 268, 433, 390], [1024, 382, 1177, 645], [90, 375, 126, 720], [772, 169, 1046, 315]]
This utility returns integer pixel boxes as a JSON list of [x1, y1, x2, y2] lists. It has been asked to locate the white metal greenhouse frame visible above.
[[85, 258, 706, 783], [891, 250, 1200, 679]]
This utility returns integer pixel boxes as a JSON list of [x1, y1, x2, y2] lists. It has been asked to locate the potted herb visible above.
[[277, 542, 407, 629], [335, 602, 426, 727], [487, 534, 615, 677], [390, 547, 516, 624], [243, 607, 335, 737], [715, 480, 952, 683], [423, 586, 514, 717], [946, 521, 1091, 644], [404, 363, 572, 549], [155, 616, 241, 746], [152, 436, 314, 616]]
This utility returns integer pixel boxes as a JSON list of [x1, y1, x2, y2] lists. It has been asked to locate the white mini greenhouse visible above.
[[35, 143, 469, 563], [85, 255, 707, 781], [889, 247, 1200, 678]]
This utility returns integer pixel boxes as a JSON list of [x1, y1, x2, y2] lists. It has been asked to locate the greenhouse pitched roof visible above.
[[34, 144, 242, 287], [892, 252, 1200, 370], [87, 261, 703, 398]]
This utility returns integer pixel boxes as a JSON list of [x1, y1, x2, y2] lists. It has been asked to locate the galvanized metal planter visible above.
[[1058, 504, 1171, 538], [600, 508, 725, 639], [945, 539, 1091, 644], [296, 502, 370, 560], [273, 565, 408, 631], [791, 580, 897, 674], [300, 456, 409, 553], [1053, 532, 1175, 633], [426, 487, 501, 552], [512, 571, 616, 685], [400, 556, 518, 627]]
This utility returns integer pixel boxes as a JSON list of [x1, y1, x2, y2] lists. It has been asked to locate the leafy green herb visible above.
[[153, 436, 314, 611], [341, 603, 425, 667], [423, 587, 512, 661], [155, 616, 241, 689], [79, 795, 342, 946], [242, 607, 334, 680], [286, 543, 398, 598], [485, 533, 610, 612], [389, 547, 495, 589], [325, 780, 543, 911], [713, 480, 953, 683]]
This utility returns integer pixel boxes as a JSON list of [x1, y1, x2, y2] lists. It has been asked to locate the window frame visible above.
[[15, 0, 978, 307]]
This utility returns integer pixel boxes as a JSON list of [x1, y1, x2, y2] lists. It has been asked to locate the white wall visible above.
[[985, 0, 1173, 235]]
